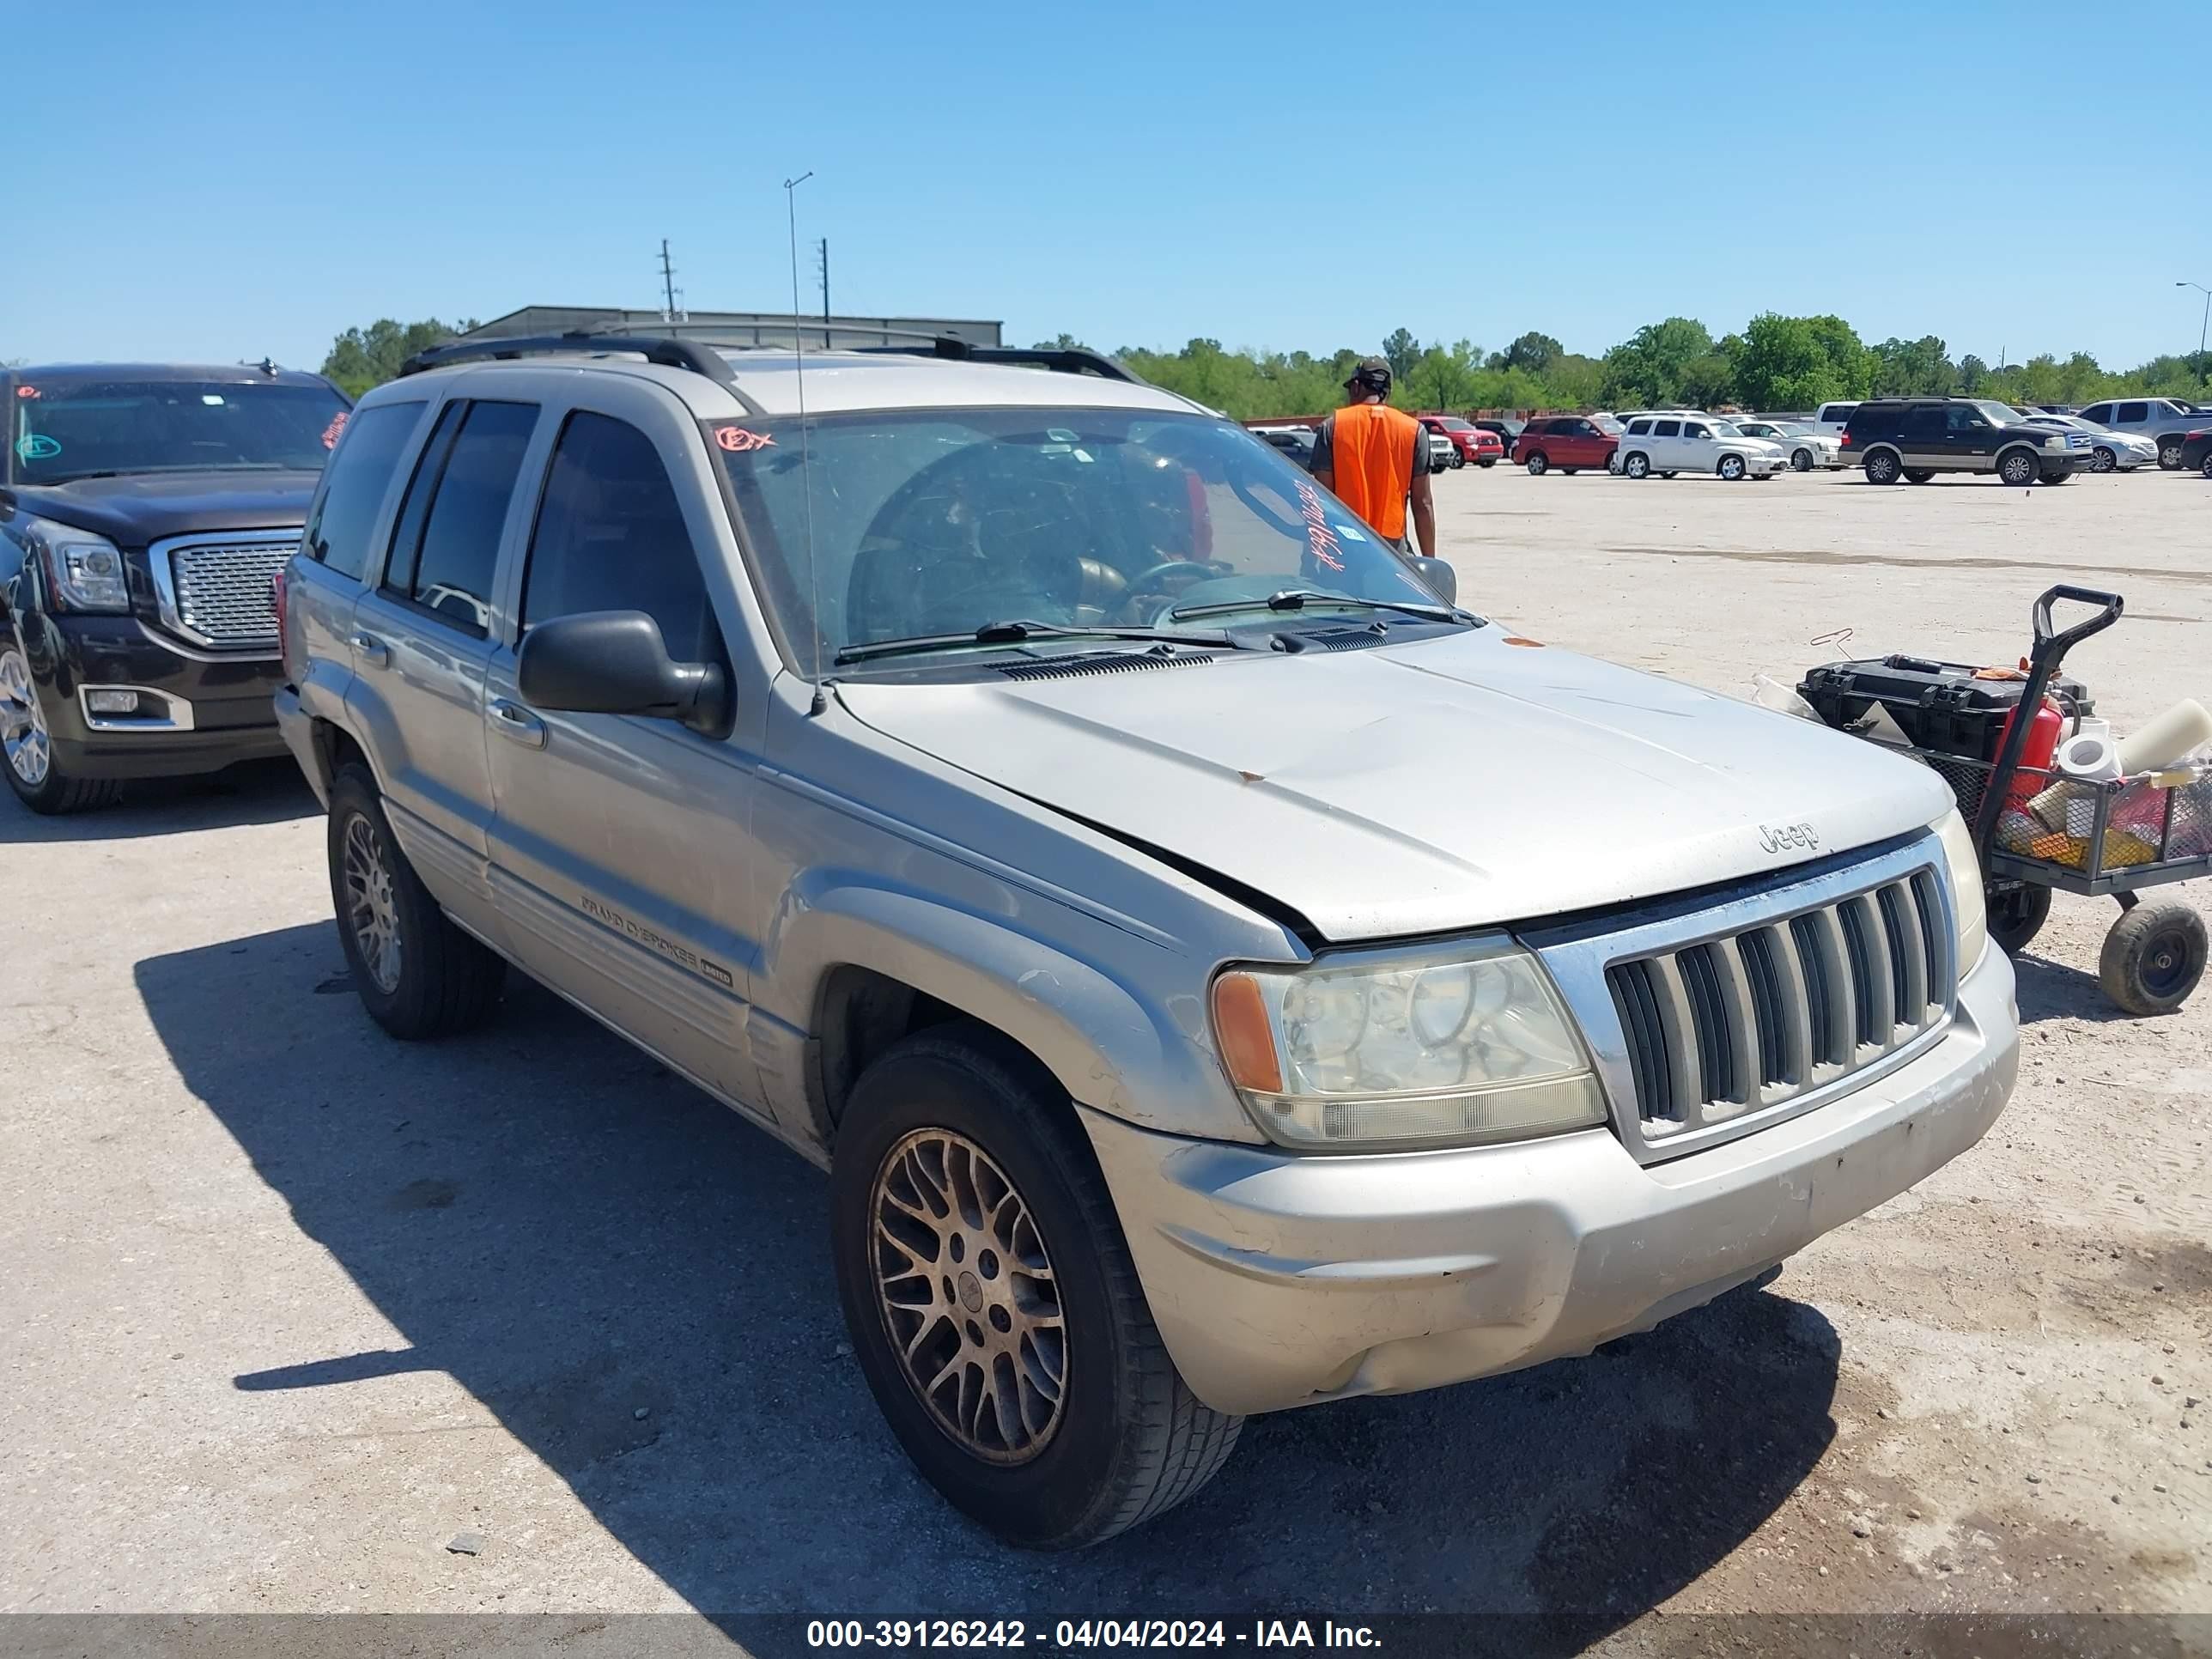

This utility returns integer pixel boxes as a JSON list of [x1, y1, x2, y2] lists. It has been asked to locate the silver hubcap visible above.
[[0, 647, 49, 787], [2162, 444, 2181, 466], [871, 1127, 1066, 1465], [1722, 459, 1743, 478], [2094, 449, 2113, 471], [342, 812, 404, 994]]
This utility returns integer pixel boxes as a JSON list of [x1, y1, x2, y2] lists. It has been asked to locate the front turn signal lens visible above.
[[1211, 971, 1283, 1094]]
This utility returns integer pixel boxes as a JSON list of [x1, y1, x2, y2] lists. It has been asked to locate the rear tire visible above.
[[1864, 450, 1902, 484], [1905, 468, 1936, 483], [326, 764, 506, 1040], [1478, 458, 1497, 468], [2202, 453, 2212, 479], [831, 1024, 1243, 1548], [2099, 902, 2207, 1016], [1524, 452, 1548, 476], [1560, 466, 1579, 475], [2039, 468, 2073, 485], [2157, 438, 2185, 471]]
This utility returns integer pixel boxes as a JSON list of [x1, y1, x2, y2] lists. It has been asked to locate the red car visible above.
[[1416, 414, 1505, 468], [1513, 415, 1620, 475]]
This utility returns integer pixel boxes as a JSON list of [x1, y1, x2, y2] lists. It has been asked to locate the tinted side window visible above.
[[522, 412, 720, 664], [1627, 419, 1651, 435], [383, 401, 466, 597], [304, 402, 422, 580], [1653, 419, 1680, 437], [2116, 402, 2148, 423], [1683, 421, 1711, 440], [2080, 404, 2111, 424], [405, 401, 539, 637]]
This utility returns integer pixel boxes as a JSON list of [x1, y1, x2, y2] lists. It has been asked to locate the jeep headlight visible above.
[[1934, 807, 1988, 972], [1210, 940, 1606, 1151], [19, 514, 130, 614]]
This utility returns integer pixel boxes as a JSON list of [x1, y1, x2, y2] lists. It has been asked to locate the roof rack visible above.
[[396, 331, 750, 394], [848, 337, 1151, 386]]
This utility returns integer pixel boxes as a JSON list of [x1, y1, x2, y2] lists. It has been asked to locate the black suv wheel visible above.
[[1997, 448, 2041, 486], [0, 639, 121, 815]]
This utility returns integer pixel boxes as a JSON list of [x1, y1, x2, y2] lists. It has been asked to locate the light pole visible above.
[[2181, 281, 2211, 386]]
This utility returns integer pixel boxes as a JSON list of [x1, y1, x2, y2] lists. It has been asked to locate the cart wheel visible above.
[[1986, 882, 2051, 956], [2097, 902, 2208, 1016]]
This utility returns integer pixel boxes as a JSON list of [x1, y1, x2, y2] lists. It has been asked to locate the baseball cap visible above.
[[1346, 356, 1393, 392]]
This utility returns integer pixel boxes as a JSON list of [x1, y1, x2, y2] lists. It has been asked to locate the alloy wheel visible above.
[[870, 1127, 1066, 1465], [1720, 455, 1746, 481], [342, 811, 404, 994], [2001, 452, 2038, 485], [0, 647, 50, 788], [2160, 441, 2183, 469], [2092, 447, 2115, 472]]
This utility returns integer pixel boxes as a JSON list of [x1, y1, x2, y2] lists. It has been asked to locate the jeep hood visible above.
[[836, 628, 1954, 943]]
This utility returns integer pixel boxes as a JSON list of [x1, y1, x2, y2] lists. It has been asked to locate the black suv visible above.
[[1840, 397, 2088, 487], [1, 362, 350, 812]]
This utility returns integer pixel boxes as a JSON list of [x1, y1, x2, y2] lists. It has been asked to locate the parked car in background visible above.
[[1729, 418, 1841, 471], [0, 361, 352, 812], [1613, 413, 1786, 481], [2016, 412, 2158, 472], [2075, 397, 2206, 469], [276, 331, 2017, 1550], [2178, 425, 2212, 475], [1471, 416, 1524, 452], [1252, 425, 1317, 471], [1842, 398, 2088, 485], [1513, 415, 1617, 475], [1416, 414, 1502, 468], [1813, 401, 1861, 441]]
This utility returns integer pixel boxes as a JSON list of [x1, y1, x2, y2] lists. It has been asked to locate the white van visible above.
[[1813, 401, 1860, 441]]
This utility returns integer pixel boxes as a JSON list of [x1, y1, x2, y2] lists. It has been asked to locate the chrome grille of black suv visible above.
[[166, 541, 295, 650]]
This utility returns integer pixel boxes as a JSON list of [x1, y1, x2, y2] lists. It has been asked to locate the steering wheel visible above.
[[1124, 558, 1231, 594]]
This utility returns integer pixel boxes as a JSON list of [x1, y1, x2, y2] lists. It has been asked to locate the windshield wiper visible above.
[[833, 619, 1238, 666], [1170, 588, 1466, 623]]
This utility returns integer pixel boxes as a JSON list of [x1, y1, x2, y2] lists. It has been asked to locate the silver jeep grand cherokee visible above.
[[275, 333, 2018, 1549]]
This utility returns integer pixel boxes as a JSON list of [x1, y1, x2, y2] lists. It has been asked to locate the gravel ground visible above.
[[1, 460, 2206, 1649]]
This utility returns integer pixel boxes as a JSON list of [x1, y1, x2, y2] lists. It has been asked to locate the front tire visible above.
[[1792, 447, 1814, 471], [2091, 446, 2116, 473], [326, 764, 506, 1040], [831, 1025, 1243, 1549], [1864, 450, 1902, 484], [1717, 453, 1747, 481], [1623, 452, 1650, 479], [0, 641, 121, 815], [1478, 458, 1497, 468], [1524, 452, 1548, 476], [2099, 902, 2207, 1016], [1905, 468, 1936, 483], [1997, 447, 2040, 486]]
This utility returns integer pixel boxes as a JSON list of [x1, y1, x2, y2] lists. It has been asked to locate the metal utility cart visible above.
[[1905, 587, 2209, 1015]]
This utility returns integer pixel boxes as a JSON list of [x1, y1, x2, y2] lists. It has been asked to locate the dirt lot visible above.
[[3, 461, 2207, 1649]]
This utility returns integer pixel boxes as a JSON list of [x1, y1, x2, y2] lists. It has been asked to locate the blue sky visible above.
[[11, 1, 2209, 374]]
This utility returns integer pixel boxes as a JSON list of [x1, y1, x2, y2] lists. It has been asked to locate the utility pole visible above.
[[2180, 282, 2212, 386], [659, 240, 679, 323], [817, 238, 830, 347]]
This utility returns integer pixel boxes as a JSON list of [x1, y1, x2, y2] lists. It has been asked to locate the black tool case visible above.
[[1798, 653, 2094, 760]]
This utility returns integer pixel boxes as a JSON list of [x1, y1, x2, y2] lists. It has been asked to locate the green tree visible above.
[[1381, 328, 1421, 386], [1600, 317, 1717, 408], [1408, 339, 1483, 410], [1489, 331, 1563, 375], [1956, 353, 1989, 394], [321, 317, 479, 398], [1869, 335, 1954, 397]]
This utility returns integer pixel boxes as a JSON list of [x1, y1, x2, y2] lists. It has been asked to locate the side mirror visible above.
[[518, 611, 728, 734], [1412, 556, 1458, 605]]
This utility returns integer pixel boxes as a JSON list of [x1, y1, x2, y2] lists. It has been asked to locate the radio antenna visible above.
[[783, 171, 827, 714]]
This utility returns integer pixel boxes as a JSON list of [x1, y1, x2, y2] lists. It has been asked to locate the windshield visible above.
[[1974, 400, 2029, 427], [1710, 420, 1745, 437], [1593, 416, 1626, 435], [9, 376, 350, 485], [712, 408, 1465, 672], [1434, 417, 1474, 431]]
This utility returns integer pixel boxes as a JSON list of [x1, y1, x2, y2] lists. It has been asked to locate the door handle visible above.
[[489, 698, 548, 749], [349, 631, 389, 668]]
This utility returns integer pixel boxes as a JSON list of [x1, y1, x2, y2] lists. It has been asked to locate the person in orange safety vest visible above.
[[1308, 356, 1437, 558]]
